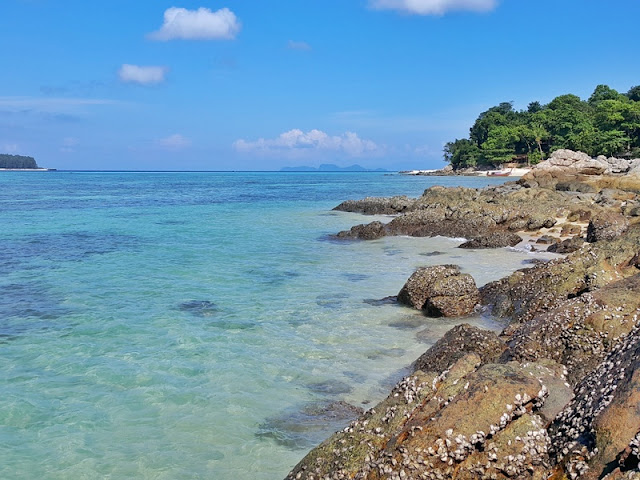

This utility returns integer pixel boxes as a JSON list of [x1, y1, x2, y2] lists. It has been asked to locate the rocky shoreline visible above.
[[285, 150, 640, 480]]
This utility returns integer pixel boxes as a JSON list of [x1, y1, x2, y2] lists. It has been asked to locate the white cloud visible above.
[[60, 137, 79, 153], [287, 40, 312, 51], [149, 7, 241, 41], [369, 0, 497, 15], [1, 143, 20, 154], [0, 97, 116, 111], [159, 134, 192, 150], [233, 129, 381, 157], [119, 64, 168, 85]]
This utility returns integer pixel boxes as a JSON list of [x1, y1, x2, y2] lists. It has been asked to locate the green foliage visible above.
[[444, 139, 481, 168], [443, 84, 640, 169], [0, 154, 38, 169], [627, 85, 640, 102]]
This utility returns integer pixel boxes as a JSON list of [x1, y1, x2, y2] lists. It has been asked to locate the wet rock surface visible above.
[[412, 324, 507, 373], [547, 236, 584, 254], [333, 196, 415, 215], [397, 265, 480, 317], [459, 232, 523, 249], [285, 152, 640, 479]]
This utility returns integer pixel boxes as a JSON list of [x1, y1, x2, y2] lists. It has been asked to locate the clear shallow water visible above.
[[0, 172, 556, 479]]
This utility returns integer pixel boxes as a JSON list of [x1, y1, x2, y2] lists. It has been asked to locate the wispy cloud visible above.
[[369, 0, 498, 15], [118, 64, 168, 86], [0, 97, 116, 110], [60, 137, 79, 153], [1, 142, 20, 154], [287, 40, 312, 51], [234, 129, 382, 158], [149, 7, 241, 41], [158, 134, 191, 150]]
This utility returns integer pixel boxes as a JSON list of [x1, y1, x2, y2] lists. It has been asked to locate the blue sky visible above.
[[1, 0, 639, 171]]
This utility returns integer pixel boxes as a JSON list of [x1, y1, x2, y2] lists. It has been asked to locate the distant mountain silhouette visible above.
[[280, 164, 387, 172]]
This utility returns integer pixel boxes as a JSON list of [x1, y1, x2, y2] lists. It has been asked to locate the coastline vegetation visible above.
[[0, 154, 39, 169], [444, 84, 640, 169]]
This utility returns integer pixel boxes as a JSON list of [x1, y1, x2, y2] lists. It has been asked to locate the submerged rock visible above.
[[257, 400, 364, 449], [178, 300, 218, 317]]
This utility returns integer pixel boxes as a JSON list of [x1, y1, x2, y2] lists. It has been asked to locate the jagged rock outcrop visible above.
[[412, 324, 507, 374], [397, 265, 480, 317], [334, 196, 416, 215], [520, 149, 640, 193], [459, 232, 523, 249], [286, 156, 640, 480], [335, 186, 576, 242], [480, 225, 640, 324], [501, 274, 640, 386], [586, 212, 630, 243], [547, 324, 640, 479]]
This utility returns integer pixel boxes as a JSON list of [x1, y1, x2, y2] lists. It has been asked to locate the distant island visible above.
[[0, 154, 54, 171], [280, 163, 388, 172]]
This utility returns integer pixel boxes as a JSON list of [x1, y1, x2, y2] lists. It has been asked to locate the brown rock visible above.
[[586, 212, 630, 243], [335, 221, 386, 240], [413, 324, 507, 373], [501, 274, 640, 386], [459, 232, 522, 249], [560, 223, 582, 236], [397, 265, 480, 317], [547, 236, 584, 254]]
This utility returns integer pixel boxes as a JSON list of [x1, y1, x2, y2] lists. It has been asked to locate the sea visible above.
[[0, 171, 558, 479]]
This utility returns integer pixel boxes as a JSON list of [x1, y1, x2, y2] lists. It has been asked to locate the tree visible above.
[[588, 84, 623, 106], [527, 101, 543, 113], [0, 154, 38, 169], [469, 102, 516, 148], [442, 84, 640, 169], [627, 85, 640, 102], [444, 139, 481, 169]]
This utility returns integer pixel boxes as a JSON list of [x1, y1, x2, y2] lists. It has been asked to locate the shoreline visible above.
[[399, 167, 532, 177], [286, 149, 640, 479], [0, 168, 56, 171]]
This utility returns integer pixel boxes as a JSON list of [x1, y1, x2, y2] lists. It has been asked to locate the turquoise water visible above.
[[0, 172, 554, 479]]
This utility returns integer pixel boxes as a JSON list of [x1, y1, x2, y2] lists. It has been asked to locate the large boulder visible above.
[[397, 265, 480, 317], [586, 211, 630, 242], [459, 232, 522, 249], [538, 149, 609, 175], [335, 221, 386, 240], [547, 236, 584, 254]]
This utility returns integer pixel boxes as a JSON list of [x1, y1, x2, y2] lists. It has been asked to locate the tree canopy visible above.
[[0, 154, 39, 169], [445, 84, 640, 169]]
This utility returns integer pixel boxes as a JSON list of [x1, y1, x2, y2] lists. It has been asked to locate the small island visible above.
[[0, 154, 55, 171], [404, 84, 640, 178]]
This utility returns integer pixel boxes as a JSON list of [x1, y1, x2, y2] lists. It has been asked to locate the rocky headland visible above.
[[286, 150, 640, 480]]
